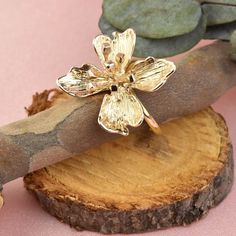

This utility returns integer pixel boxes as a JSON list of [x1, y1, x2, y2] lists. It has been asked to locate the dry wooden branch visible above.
[[0, 41, 235, 189]]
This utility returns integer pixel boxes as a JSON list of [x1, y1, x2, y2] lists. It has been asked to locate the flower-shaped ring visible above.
[[57, 29, 176, 136]]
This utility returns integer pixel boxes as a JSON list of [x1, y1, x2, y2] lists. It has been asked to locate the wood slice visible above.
[[24, 108, 233, 234]]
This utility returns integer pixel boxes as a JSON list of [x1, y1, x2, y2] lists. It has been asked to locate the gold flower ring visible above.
[[57, 29, 176, 136]]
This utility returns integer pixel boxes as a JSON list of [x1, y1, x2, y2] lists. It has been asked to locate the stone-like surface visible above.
[[202, 4, 236, 26], [204, 21, 236, 40], [103, 0, 202, 39], [99, 15, 206, 58]]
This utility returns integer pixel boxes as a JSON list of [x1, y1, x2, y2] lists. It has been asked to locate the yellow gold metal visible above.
[[57, 29, 176, 136]]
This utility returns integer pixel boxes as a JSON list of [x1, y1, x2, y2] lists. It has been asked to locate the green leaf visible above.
[[202, 4, 236, 26], [230, 30, 236, 61], [204, 21, 236, 40], [103, 0, 202, 39], [99, 14, 206, 58]]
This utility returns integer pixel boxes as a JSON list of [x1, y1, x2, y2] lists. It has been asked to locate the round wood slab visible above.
[[24, 108, 233, 234]]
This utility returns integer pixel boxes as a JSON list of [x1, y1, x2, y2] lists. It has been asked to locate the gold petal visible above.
[[112, 29, 136, 73], [98, 87, 144, 136], [128, 57, 176, 92], [57, 64, 109, 97], [93, 35, 113, 70], [93, 29, 136, 73]]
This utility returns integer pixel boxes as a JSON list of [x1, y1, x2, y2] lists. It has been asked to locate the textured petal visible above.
[[93, 29, 136, 73], [128, 57, 176, 92], [112, 29, 136, 73], [57, 64, 109, 97], [93, 35, 113, 70], [98, 87, 144, 136]]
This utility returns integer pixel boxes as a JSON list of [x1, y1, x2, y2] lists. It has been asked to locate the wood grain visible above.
[[24, 108, 233, 233]]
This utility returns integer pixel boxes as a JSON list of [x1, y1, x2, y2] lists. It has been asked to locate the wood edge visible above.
[[24, 109, 234, 234], [0, 192, 3, 209]]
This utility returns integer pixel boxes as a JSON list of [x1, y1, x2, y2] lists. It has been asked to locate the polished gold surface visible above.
[[98, 86, 144, 135], [57, 29, 176, 135]]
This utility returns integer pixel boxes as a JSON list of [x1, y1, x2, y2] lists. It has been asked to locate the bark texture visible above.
[[0, 41, 235, 195], [24, 108, 234, 234]]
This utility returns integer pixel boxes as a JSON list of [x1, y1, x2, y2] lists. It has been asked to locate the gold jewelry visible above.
[[57, 29, 176, 136]]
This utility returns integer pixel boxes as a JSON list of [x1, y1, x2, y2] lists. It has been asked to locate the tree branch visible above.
[[0, 41, 235, 186]]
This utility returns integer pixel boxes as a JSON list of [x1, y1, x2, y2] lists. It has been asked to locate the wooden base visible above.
[[24, 108, 233, 234], [0, 193, 3, 209]]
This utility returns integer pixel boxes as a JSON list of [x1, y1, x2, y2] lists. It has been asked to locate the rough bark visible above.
[[24, 108, 234, 234], [0, 41, 235, 191]]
